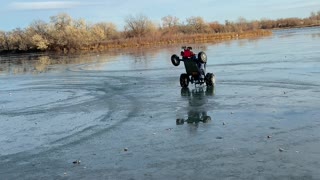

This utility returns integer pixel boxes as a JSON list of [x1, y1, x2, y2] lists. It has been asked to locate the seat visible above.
[[184, 60, 201, 76]]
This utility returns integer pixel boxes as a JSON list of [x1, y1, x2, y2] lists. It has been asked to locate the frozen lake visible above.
[[1, 27, 320, 179]]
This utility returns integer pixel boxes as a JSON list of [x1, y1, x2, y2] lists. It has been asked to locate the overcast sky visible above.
[[1, 0, 320, 31]]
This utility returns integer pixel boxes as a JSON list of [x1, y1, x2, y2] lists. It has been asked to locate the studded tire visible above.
[[180, 73, 189, 88], [205, 73, 215, 87], [171, 54, 180, 66], [198, 51, 207, 63]]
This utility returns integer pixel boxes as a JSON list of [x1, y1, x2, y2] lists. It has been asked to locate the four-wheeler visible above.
[[171, 47, 215, 88]]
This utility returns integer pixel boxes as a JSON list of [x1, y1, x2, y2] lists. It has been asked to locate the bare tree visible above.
[[186, 16, 209, 33], [236, 17, 248, 32], [308, 11, 320, 25], [310, 12, 317, 20], [248, 20, 260, 30], [30, 34, 49, 50], [208, 21, 224, 33], [0, 31, 10, 51], [124, 14, 155, 38], [260, 18, 275, 29], [28, 20, 49, 37], [161, 15, 179, 28], [92, 22, 118, 41], [8, 28, 30, 51], [50, 13, 72, 31], [25, 20, 50, 50], [49, 13, 90, 50]]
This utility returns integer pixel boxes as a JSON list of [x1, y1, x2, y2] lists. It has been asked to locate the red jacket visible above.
[[182, 49, 194, 58]]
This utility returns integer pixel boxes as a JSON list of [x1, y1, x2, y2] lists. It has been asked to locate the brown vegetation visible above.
[[0, 11, 319, 54]]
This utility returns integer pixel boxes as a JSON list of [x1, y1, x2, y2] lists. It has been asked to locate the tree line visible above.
[[0, 11, 319, 53]]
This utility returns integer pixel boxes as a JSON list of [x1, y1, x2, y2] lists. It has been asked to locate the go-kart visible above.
[[171, 47, 215, 88]]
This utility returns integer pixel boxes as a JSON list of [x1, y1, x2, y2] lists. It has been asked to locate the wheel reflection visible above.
[[176, 86, 215, 125]]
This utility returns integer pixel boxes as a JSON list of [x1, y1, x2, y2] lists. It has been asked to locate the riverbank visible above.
[[92, 30, 272, 50], [271, 24, 320, 30], [0, 30, 272, 55]]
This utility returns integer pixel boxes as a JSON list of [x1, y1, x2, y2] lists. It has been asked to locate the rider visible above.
[[181, 46, 205, 81], [181, 46, 195, 59]]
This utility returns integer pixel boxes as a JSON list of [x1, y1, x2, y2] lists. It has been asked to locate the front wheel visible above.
[[205, 73, 215, 87], [180, 73, 189, 88], [198, 51, 207, 63], [171, 54, 180, 66]]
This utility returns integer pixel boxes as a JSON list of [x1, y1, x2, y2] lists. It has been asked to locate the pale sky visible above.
[[0, 0, 320, 31]]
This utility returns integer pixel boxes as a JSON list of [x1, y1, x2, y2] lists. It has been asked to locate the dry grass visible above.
[[84, 30, 272, 50]]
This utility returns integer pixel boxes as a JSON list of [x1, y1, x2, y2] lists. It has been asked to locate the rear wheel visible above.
[[205, 73, 215, 87], [180, 74, 189, 88], [171, 54, 180, 66], [198, 51, 207, 63]]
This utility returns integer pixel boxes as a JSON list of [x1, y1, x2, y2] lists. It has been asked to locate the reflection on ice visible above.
[[176, 86, 215, 125], [0, 47, 180, 75], [0, 53, 120, 75]]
